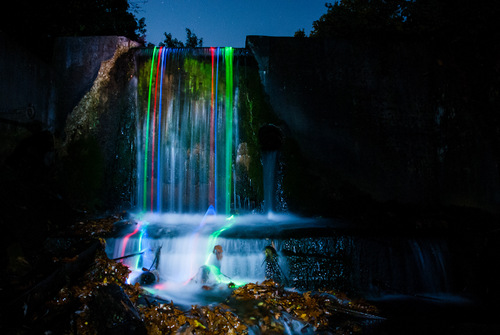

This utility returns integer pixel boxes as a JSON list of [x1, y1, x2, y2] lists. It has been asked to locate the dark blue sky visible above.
[[139, 0, 329, 47]]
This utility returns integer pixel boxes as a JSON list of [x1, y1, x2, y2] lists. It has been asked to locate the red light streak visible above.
[[120, 226, 140, 258]]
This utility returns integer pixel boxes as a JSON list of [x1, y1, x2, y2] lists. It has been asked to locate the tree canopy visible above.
[[310, 0, 406, 38], [159, 28, 204, 48], [1, 0, 146, 43], [309, 0, 500, 41]]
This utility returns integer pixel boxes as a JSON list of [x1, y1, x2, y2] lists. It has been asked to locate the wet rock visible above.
[[137, 270, 156, 285]]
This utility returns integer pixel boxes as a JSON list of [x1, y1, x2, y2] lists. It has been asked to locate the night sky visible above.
[[139, 0, 328, 47]]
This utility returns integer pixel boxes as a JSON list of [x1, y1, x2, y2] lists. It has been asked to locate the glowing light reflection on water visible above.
[[107, 212, 327, 306]]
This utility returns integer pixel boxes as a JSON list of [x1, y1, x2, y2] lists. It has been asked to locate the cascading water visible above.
[[107, 46, 288, 305], [106, 46, 461, 313], [135, 47, 235, 214], [258, 124, 286, 214], [262, 150, 278, 213]]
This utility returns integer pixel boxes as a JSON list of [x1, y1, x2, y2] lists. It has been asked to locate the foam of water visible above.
[[107, 211, 463, 308], [107, 212, 315, 305]]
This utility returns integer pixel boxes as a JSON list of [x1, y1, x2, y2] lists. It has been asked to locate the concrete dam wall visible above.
[[246, 35, 500, 217], [1, 33, 498, 217]]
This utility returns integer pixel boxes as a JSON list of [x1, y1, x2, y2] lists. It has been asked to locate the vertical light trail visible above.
[[151, 47, 163, 211], [157, 48, 167, 212], [214, 47, 220, 212], [204, 215, 234, 265], [224, 47, 234, 214], [202, 215, 245, 286], [143, 47, 158, 211], [209, 47, 215, 208], [134, 229, 145, 270]]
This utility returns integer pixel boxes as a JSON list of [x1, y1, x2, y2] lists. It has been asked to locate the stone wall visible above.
[[0, 33, 55, 129], [0, 34, 140, 212], [55, 36, 140, 211], [2, 33, 498, 217], [246, 36, 500, 217]]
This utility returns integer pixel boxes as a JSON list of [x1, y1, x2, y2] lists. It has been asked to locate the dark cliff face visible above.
[[56, 37, 139, 212], [0, 35, 139, 215], [246, 35, 500, 218]]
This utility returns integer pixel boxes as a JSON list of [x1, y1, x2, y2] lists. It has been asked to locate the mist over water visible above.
[[106, 211, 316, 306]]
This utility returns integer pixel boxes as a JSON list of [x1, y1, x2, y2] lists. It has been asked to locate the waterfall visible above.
[[259, 124, 285, 213], [114, 46, 282, 303], [108, 47, 458, 308], [136, 47, 236, 215], [349, 236, 452, 297], [262, 150, 278, 213]]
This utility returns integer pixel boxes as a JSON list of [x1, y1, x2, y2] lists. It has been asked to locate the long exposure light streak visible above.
[[157, 48, 167, 212], [214, 47, 219, 212], [135, 229, 145, 269], [143, 46, 158, 211], [225, 47, 234, 214], [209, 47, 215, 208], [202, 215, 245, 286], [151, 47, 163, 211], [138, 47, 237, 214], [120, 225, 141, 258], [204, 215, 234, 265]]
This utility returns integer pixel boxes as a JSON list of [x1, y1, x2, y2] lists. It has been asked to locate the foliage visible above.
[[161, 33, 185, 48], [310, 0, 500, 40], [185, 28, 204, 48], [140, 303, 248, 334], [228, 279, 379, 333], [49, 245, 143, 334], [138, 279, 379, 334], [70, 213, 125, 237], [294, 29, 307, 38], [1, 0, 146, 42], [311, 0, 407, 37], [160, 28, 204, 48]]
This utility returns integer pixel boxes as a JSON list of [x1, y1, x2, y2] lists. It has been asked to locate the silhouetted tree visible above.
[[160, 28, 203, 48], [161, 33, 185, 48], [185, 28, 203, 48], [310, 0, 500, 41], [1, 0, 146, 42], [294, 29, 307, 38], [310, 0, 407, 38]]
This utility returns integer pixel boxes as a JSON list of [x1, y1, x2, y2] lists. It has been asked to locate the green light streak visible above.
[[143, 47, 158, 211], [224, 47, 234, 214], [206, 264, 246, 287], [204, 215, 234, 265], [134, 229, 145, 269], [202, 215, 245, 286]]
